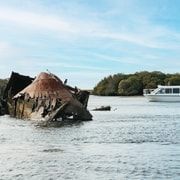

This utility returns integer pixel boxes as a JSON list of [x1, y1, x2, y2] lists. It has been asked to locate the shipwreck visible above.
[[1, 71, 92, 122]]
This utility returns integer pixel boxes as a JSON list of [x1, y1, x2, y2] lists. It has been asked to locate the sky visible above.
[[0, 0, 180, 89]]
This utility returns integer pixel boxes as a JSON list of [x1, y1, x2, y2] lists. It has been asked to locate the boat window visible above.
[[165, 88, 172, 94], [157, 88, 165, 94], [173, 88, 179, 93]]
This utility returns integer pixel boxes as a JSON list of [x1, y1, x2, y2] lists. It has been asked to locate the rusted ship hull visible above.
[[2, 72, 92, 121]]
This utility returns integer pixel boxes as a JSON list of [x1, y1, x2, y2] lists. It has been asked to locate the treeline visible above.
[[92, 71, 180, 96], [1, 71, 180, 97], [0, 78, 9, 97]]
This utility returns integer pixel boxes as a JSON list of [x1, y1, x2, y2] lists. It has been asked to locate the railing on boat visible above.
[[143, 89, 155, 95]]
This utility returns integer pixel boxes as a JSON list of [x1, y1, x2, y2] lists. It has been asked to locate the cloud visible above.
[[20, 60, 109, 71], [0, 41, 22, 59], [0, 42, 9, 54], [1, 3, 179, 51], [0, 8, 71, 32], [0, 1, 180, 88]]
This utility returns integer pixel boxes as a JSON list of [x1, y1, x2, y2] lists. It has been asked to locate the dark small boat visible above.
[[92, 105, 111, 111]]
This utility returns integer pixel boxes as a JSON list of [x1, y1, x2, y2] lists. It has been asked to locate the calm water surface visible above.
[[0, 96, 179, 180]]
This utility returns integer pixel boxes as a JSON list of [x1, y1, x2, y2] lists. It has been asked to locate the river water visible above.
[[0, 96, 179, 180]]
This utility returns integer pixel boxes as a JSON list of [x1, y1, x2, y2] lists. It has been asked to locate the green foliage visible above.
[[93, 73, 127, 96], [165, 74, 180, 85], [137, 71, 166, 89], [92, 71, 180, 96], [0, 78, 8, 97], [118, 76, 142, 96]]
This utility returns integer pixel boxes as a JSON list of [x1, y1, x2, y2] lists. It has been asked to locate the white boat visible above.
[[143, 85, 180, 102]]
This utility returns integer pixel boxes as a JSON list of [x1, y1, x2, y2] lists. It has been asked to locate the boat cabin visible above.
[[144, 85, 180, 95]]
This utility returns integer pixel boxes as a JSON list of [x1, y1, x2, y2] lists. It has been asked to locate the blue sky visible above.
[[0, 0, 180, 88]]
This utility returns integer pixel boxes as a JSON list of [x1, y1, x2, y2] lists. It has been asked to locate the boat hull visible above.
[[144, 94, 180, 102]]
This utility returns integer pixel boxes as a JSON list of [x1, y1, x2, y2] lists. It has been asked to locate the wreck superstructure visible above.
[[3, 71, 92, 121]]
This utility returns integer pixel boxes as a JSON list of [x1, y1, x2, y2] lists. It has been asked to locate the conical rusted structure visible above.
[[5, 72, 92, 121]]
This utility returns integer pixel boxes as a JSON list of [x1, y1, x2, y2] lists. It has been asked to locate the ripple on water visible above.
[[0, 96, 179, 179]]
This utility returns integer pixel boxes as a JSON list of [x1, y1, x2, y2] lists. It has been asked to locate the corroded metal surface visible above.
[[2, 72, 92, 121]]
